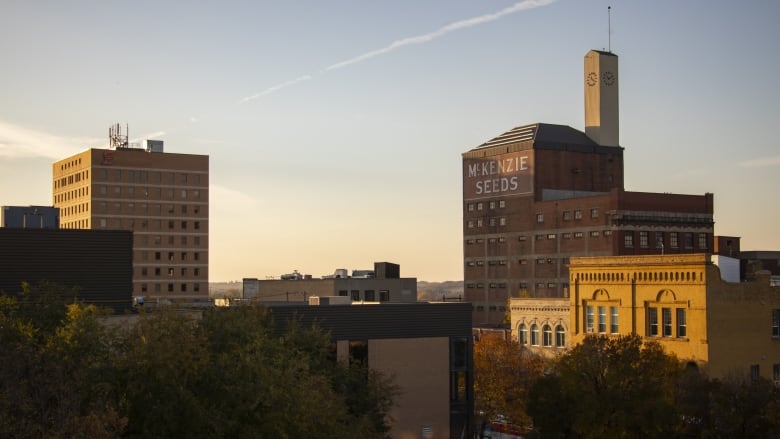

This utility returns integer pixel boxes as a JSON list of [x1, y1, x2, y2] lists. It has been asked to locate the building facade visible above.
[[509, 297, 570, 357], [52, 143, 209, 302], [568, 254, 780, 381], [0, 228, 133, 312], [1, 205, 60, 228], [240, 262, 417, 303], [462, 50, 714, 326], [266, 302, 474, 439]]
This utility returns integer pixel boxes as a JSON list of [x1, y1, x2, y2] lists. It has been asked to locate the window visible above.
[[167, 283, 174, 292], [574, 232, 583, 239], [477, 203, 483, 211], [530, 324, 540, 346], [586, 306, 594, 333], [677, 308, 687, 338], [640, 231, 649, 248], [656, 232, 664, 249], [489, 218, 496, 227], [574, 209, 583, 220], [467, 220, 474, 229], [590, 231, 600, 237], [547, 234, 556, 240], [536, 213, 544, 223], [489, 201, 495, 209], [648, 307, 658, 336], [610, 306, 619, 333], [750, 364, 760, 381], [364, 290, 375, 301], [154, 252, 161, 260], [499, 217, 506, 226], [154, 268, 161, 276], [350, 290, 360, 301], [598, 306, 607, 333], [563, 211, 571, 221], [684, 232, 694, 249], [542, 325, 552, 347], [519, 324, 528, 345], [624, 232, 634, 248], [555, 325, 565, 347], [180, 283, 187, 292], [468, 203, 474, 212], [590, 208, 599, 219], [670, 232, 679, 248], [662, 308, 672, 337], [698, 233, 708, 249], [562, 232, 572, 239], [772, 309, 780, 338], [379, 290, 389, 302], [773, 364, 780, 383], [338, 290, 348, 297], [499, 200, 506, 208]]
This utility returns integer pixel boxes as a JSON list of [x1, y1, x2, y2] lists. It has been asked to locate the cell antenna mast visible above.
[[608, 6, 612, 52]]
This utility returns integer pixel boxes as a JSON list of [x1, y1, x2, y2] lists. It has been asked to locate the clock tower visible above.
[[584, 50, 619, 147]]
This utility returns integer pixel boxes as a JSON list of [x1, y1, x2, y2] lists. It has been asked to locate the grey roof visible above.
[[470, 123, 601, 152]]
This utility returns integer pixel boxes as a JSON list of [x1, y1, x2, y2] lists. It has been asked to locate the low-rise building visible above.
[[509, 297, 570, 357], [0, 228, 133, 312], [1, 205, 60, 228], [267, 301, 473, 439], [568, 254, 780, 380], [238, 262, 417, 304]]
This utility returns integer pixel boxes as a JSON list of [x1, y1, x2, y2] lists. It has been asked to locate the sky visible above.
[[1, 0, 779, 282]]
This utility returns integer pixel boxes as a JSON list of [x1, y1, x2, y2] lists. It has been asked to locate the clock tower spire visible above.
[[584, 50, 619, 147]]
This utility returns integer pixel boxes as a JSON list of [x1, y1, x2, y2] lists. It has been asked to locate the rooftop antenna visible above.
[[607, 6, 612, 53]]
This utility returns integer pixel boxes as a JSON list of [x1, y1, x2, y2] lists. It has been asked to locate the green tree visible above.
[[528, 334, 680, 439], [473, 333, 544, 434]]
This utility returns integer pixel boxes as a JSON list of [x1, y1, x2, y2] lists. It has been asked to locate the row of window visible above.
[[466, 217, 507, 228], [474, 305, 507, 312], [149, 251, 203, 261], [585, 305, 621, 334], [538, 208, 599, 223], [140, 267, 202, 277], [575, 271, 703, 283], [97, 218, 203, 231], [466, 282, 568, 291], [466, 200, 506, 212], [466, 257, 569, 267], [772, 309, 779, 338], [95, 186, 203, 200], [519, 323, 566, 348], [94, 202, 202, 216], [58, 157, 83, 172], [139, 282, 202, 293], [61, 219, 89, 229], [624, 231, 707, 250], [141, 235, 203, 246], [55, 186, 89, 203], [337, 290, 390, 302], [95, 169, 202, 185]]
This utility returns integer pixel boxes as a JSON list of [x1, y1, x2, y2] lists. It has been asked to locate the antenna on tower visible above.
[[607, 6, 612, 53]]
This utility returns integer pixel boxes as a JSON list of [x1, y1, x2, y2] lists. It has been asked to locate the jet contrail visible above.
[[240, 0, 556, 103], [325, 0, 556, 71], [239, 75, 313, 104]]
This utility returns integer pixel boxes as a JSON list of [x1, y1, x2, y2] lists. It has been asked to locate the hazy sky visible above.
[[2, 1, 779, 282]]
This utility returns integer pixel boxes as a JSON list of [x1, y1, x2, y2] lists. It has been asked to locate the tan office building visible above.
[[53, 143, 208, 302]]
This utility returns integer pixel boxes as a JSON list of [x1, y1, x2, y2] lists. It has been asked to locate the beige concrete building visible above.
[[568, 254, 780, 381], [509, 297, 570, 358], [239, 262, 417, 304], [53, 142, 208, 302]]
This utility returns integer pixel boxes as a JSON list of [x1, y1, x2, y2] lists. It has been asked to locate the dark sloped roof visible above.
[[470, 123, 601, 152]]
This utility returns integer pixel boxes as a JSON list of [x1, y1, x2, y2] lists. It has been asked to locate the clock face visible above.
[[602, 71, 616, 86], [586, 72, 599, 87]]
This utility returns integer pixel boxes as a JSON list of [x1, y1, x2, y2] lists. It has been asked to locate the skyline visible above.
[[2, 1, 779, 282]]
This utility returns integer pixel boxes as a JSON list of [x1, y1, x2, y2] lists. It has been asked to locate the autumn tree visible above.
[[528, 334, 681, 439], [473, 332, 544, 433]]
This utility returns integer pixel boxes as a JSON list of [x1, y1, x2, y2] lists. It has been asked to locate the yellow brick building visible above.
[[568, 254, 780, 381]]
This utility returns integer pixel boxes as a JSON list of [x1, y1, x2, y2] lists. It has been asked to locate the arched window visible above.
[[555, 325, 566, 347], [530, 324, 539, 346], [542, 325, 552, 347], [519, 324, 528, 345]]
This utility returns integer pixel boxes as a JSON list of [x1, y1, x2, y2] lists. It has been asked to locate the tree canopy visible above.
[[0, 283, 397, 438]]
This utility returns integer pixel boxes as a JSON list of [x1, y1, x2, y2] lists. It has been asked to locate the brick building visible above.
[[462, 50, 713, 326], [53, 135, 209, 303]]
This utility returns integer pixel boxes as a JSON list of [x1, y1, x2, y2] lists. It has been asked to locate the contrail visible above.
[[239, 0, 555, 103], [325, 0, 556, 71], [239, 75, 312, 104]]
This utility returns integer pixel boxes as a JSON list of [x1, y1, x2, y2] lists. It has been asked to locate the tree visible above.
[[473, 332, 544, 433], [528, 334, 681, 439]]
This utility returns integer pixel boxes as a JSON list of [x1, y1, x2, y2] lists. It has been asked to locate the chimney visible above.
[[584, 50, 619, 147]]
